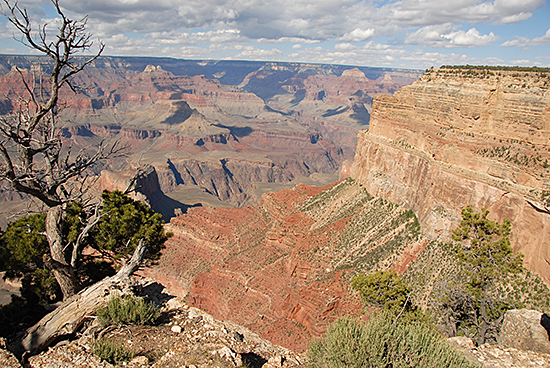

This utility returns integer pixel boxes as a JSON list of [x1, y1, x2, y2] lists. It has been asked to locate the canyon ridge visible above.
[[0, 55, 420, 226], [2, 57, 549, 359], [144, 66, 550, 351]]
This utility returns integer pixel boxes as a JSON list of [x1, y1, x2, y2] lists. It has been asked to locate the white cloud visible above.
[[288, 41, 503, 69], [0, 0, 547, 68], [232, 46, 284, 60], [405, 24, 498, 48], [381, 0, 543, 26], [149, 29, 244, 46], [3, 0, 543, 49], [509, 59, 533, 65], [501, 28, 550, 47], [336, 28, 376, 42], [257, 37, 320, 44], [498, 12, 532, 24]]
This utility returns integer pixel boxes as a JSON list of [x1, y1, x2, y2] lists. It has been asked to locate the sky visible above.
[[0, 0, 549, 69]]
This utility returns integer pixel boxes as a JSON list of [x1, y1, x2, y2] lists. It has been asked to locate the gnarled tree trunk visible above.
[[11, 240, 147, 357], [45, 206, 79, 300]]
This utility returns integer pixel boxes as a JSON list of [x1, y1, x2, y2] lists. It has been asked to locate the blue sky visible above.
[[0, 0, 549, 69]]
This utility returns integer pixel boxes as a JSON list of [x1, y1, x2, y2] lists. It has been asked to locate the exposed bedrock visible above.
[[0, 57, 421, 209], [350, 67, 550, 283], [145, 179, 428, 351]]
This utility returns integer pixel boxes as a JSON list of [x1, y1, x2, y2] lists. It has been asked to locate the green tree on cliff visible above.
[[351, 270, 424, 322], [441, 206, 523, 345], [0, 191, 168, 337], [0, 0, 115, 301], [93, 190, 167, 259]]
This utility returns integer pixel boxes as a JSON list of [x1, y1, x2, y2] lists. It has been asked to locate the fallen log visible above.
[[11, 240, 147, 356]]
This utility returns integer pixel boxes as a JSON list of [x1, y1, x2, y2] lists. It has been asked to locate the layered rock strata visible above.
[[0, 57, 420, 208], [350, 67, 550, 282], [146, 179, 428, 351]]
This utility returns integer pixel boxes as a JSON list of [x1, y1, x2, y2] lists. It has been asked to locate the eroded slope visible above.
[[146, 179, 427, 351], [350, 66, 550, 283], [0, 57, 421, 211]]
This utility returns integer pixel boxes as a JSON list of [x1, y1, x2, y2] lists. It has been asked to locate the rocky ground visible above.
[[450, 337, 550, 368], [469, 344, 550, 368], [0, 279, 303, 368], [1, 279, 549, 368]]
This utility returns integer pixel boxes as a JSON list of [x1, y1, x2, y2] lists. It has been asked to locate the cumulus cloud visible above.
[[288, 41, 502, 68], [406, 24, 498, 48], [257, 37, 320, 44], [501, 28, 550, 47], [509, 59, 533, 65], [498, 12, 532, 24], [232, 46, 284, 60], [381, 0, 543, 26], [0, 0, 546, 68], [149, 29, 244, 45], [6, 0, 543, 46], [336, 28, 376, 42]]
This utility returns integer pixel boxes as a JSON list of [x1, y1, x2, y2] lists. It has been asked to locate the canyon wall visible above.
[[0, 56, 421, 209], [146, 179, 428, 351], [0, 55, 420, 206], [350, 67, 550, 283]]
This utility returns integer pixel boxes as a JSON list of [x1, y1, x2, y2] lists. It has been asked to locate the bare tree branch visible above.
[[0, 0, 110, 300]]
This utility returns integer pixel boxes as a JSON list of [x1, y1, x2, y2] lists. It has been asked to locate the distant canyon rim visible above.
[[0, 55, 420, 226]]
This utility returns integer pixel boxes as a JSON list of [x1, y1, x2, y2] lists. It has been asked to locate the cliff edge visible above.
[[350, 66, 550, 283]]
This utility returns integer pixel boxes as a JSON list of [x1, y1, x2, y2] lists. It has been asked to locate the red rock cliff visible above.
[[350, 67, 550, 283], [146, 179, 427, 351]]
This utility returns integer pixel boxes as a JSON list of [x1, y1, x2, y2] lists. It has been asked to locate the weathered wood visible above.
[[12, 240, 147, 356], [44, 206, 79, 300]]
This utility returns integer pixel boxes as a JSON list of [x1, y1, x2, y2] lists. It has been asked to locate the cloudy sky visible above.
[[1, 0, 549, 69]]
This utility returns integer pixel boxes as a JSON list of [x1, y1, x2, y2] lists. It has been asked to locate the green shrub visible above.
[[352, 270, 411, 312], [308, 313, 479, 368], [97, 294, 160, 327], [93, 336, 135, 364]]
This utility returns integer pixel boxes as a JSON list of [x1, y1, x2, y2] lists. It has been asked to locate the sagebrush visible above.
[[308, 312, 479, 368], [97, 294, 160, 327], [93, 336, 135, 364]]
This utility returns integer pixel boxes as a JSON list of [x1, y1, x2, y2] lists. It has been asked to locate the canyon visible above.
[[0, 56, 421, 222], [144, 66, 550, 352], [350, 66, 550, 284], [3, 56, 550, 360], [145, 178, 428, 351]]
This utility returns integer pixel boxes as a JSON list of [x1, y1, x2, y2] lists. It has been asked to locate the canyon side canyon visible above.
[[0, 55, 420, 224], [1, 57, 550, 356], [144, 66, 550, 351]]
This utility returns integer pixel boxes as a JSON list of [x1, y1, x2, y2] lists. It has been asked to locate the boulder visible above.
[[448, 336, 475, 350], [498, 309, 550, 354]]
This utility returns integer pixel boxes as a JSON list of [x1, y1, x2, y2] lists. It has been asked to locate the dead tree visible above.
[[0, 0, 117, 300], [12, 240, 147, 356]]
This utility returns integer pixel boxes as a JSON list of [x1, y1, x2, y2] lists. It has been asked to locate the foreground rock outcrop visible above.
[[350, 67, 550, 283], [22, 280, 302, 368], [498, 309, 550, 355], [461, 343, 550, 367]]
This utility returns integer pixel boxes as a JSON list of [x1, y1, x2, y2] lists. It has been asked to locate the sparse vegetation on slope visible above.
[[438, 207, 525, 345], [308, 313, 479, 368], [351, 270, 424, 323], [404, 207, 550, 345], [93, 336, 136, 365]]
